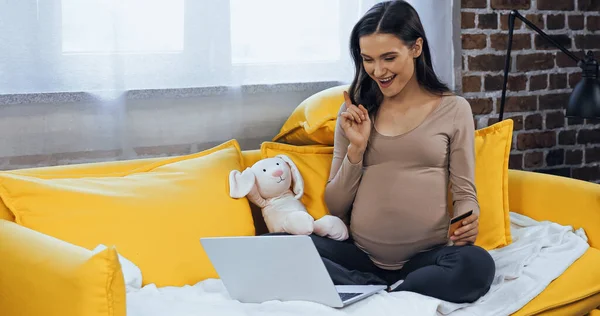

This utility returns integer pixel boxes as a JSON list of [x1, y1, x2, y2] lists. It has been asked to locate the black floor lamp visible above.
[[499, 10, 600, 121]]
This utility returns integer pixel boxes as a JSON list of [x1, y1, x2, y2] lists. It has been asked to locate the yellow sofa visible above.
[[1, 86, 600, 316]]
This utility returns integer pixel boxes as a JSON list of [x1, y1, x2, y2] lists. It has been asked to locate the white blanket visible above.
[[126, 212, 589, 316]]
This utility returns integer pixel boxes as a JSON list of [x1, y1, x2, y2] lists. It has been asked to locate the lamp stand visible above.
[[498, 10, 600, 121]]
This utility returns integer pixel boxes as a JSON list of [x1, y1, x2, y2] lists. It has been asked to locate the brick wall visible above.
[[461, 0, 600, 182]]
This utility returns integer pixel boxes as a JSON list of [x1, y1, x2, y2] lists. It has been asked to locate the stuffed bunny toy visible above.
[[229, 154, 349, 241]]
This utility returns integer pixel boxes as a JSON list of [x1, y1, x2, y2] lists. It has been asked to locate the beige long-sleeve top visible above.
[[324, 95, 479, 270]]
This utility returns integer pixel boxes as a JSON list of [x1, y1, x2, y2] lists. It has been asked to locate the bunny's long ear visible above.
[[276, 154, 304, 199], [229, 168, 256, 198]]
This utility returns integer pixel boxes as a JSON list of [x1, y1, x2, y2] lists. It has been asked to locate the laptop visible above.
[[200, 235, 387, 308]]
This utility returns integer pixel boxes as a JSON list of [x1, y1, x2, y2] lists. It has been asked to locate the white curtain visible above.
[[409, 0, 457, 90], [0, 0, 456, 95]]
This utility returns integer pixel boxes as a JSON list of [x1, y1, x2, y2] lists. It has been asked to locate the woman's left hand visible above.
[[450, 212, 479, 246]]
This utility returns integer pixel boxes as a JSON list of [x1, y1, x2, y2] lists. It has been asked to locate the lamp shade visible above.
[[566, 78, 600, 118], [566, 51, 600, 119]]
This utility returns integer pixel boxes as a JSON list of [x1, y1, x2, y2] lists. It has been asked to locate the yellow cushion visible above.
[[242, 149, 263, 170], [512, 247, 600, 315], [0, 139, 255, 287], [0, 219, 126, 316], [272, 85, 349, 146], [260, 142, 333, 220], [0, 156, 171, 223], [475, 119, 513, 249], [446, 119, 513, 250], [5, 156, 165, 178]]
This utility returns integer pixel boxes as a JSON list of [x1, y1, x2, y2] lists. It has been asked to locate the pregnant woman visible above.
[[316, 0, 496, 304]]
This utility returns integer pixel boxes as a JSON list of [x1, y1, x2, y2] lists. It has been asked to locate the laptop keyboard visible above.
[[339, 292, 362, 301]]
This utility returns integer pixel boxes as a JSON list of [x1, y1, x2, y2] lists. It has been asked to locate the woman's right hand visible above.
[[340, 91, 371, 154]]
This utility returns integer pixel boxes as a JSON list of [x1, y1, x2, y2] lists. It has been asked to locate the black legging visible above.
[[265, 233, 496, 303]]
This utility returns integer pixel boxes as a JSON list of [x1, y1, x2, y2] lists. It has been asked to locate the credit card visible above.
[[448, 210, 473, 238]]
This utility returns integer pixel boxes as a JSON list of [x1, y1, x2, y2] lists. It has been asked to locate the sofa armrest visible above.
[[0, 220, 126, 316], [508, 170, 600, 248]]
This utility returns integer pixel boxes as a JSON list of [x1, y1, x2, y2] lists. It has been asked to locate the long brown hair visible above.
[[348, 0, 451, 116]]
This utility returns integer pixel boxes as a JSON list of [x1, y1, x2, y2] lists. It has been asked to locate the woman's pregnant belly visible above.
[[350, 165, 450, 269]]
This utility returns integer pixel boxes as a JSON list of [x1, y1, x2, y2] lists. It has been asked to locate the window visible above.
[[0, 0, 455, 94], [230, 0, 341, 64], [61, 0, 185, 54]]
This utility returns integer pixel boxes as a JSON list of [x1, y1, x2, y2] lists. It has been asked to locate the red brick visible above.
[[546, 14, 565, 30], [462, 75, 481, 93], [546, 149, 565, 166], [579, 0, 600, 11], [509, 153, 523, 169], [524, 151, 544, 168], [585, 147, 600, 163], [491, 0, 531, 9], [568, 15, 585, 30], [566, 149, 583, 165], [556, 51, 585, 68], [577, 128, 600, 144], [537, 0, 574, 10], [516, 53, 554, 71], [484, 74, 526, 91], [501, 14, 523, 30], [510, 115, 524, 130], [587, 16, 600, 31], [490, 33, 531, 50], [559, 130, 577, 145], [549, 73, 568, 90], [539, 93, 570, 110], [569, 72, 582, 88], [468, 54, 506, 71], [546, 111, 565, 129], [525, 113, 543, 130], [462, 12, 476, 29], [508, 75, 527, 91], [462, 34, 487, 50], [576, 35, 600, 50], [529, 74, 548, 91], [467, 97, 493, 114], [525, 14, 544, 29], [478, 13, 498, 29], [489, 115, 523, 130], [498, 95, 537, 112], [484, 75, 503, 92], [534, 34, 572, 50], [517, 131, 556, 150], [462, 0, 487, 8]]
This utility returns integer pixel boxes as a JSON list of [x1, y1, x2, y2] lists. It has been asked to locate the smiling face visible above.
[[359, 33, 422, 99]]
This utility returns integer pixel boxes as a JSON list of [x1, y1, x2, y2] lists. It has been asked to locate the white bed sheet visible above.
[[126, 212, 589, 316]]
